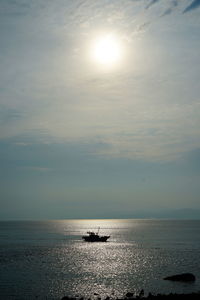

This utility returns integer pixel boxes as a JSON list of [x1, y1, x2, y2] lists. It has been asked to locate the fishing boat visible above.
[[82, 228, 110, 242]]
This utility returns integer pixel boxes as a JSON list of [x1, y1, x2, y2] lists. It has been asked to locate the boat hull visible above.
[[82, 235, 110, 242]]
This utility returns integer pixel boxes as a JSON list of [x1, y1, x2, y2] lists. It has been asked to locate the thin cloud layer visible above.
[[183, 0, 200, 13], [0, 0, 200, 162], [146, 0, 161, 10], [1, 0, 200, 219]]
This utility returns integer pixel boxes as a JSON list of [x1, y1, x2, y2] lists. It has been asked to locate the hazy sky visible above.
[[0, 0, 200, 220]]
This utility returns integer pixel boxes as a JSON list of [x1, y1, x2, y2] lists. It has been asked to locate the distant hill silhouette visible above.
[[115, 208, 200, 219]]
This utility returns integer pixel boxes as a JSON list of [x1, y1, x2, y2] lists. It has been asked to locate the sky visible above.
[[0, 0, 200, 220]]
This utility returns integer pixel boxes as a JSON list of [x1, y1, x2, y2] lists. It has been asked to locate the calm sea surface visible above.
[[0, 219, 200, 300]]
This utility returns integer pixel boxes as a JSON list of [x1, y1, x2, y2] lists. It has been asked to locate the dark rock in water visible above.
[[126, 292, 134, 298], [163, 273, 196, 282], [138, 289, 144, 298]]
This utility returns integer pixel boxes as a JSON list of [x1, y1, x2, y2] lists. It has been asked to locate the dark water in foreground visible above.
[[0, 219, 200, 300]]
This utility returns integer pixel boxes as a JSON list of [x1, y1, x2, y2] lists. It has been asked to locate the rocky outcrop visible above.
[[126, 292, 134, 298], [163, 273, 196, 282], [61, 292, 200, 300]]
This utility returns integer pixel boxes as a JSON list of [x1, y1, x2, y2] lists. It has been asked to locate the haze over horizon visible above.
[[1, 0, 200, 220]]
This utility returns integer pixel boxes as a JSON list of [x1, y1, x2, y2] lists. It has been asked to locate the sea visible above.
[[0, 219, 200, 300]]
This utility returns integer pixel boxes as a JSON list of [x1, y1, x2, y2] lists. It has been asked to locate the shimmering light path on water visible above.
[[0, 219, 200, 300]]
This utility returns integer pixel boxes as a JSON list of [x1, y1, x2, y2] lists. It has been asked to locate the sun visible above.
[[90, 34, 123, 68]]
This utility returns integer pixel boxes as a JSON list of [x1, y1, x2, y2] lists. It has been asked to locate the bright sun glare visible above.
[[91, 34, 123, 68]]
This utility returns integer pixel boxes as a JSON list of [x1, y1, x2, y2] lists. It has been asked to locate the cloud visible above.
[[183, 0, 200, 13], [14, 142, 30, 146], [0, 0, 31, 16], [172, 0, 178, 7], [146, 0, 161, 10], [182, 148, 200, 173], [160, 8, 173, 17], [21, 166, 52, 172], [157, 0, 178, 18], [1, 0, 200, 163], [0, 106, 24, 124]]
